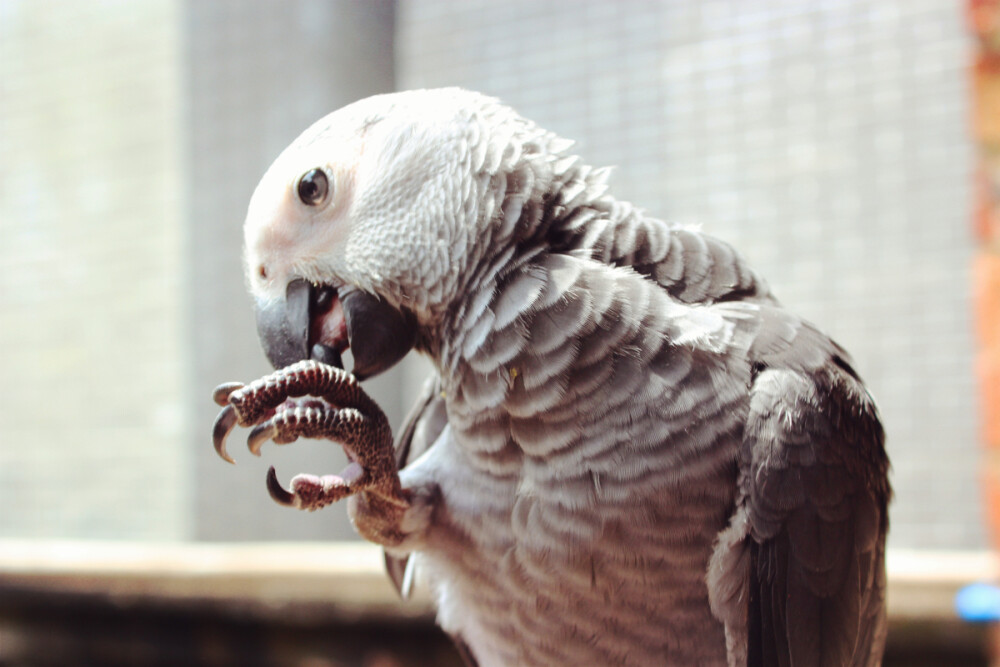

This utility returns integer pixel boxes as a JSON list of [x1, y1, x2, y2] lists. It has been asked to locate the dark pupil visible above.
[[297, 168, 328, 205]]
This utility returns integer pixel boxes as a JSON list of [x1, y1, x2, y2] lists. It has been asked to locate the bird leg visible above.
[[211, 360, 407, 516]]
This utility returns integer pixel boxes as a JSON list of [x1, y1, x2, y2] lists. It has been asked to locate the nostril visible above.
[[258, 265, 268, 280]]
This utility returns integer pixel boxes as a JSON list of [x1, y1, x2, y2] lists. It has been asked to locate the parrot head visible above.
[[242, 88, 539, 379]]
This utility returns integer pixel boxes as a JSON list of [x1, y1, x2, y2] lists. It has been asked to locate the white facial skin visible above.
[[243, 124, 362, 303]]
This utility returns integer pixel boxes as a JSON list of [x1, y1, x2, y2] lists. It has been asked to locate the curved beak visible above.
[[254, 279, 415, 380]]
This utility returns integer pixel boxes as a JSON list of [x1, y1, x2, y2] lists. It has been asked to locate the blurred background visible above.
[[0, 0, 995, 665]]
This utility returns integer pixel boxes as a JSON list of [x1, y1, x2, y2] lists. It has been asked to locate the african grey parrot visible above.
[[212, 88, 890, 666]]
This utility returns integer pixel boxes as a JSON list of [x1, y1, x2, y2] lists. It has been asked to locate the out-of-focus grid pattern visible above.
[[0, 0, 981, 550], [0, 1, 187, 539], [184, 0, 398, 541], [0, 0, 399, 543], [399, 0, 980, 548]]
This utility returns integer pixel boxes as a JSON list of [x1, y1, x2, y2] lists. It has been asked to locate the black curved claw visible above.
[[212, 405, 238, 464], [248, 422, 278, 457], [266, 466, 296, 507]]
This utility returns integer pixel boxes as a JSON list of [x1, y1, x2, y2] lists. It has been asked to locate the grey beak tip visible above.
[[255, 279, 313, 370], [254, 281, 414, 378]]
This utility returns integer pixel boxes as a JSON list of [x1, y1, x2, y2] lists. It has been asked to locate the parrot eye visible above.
[[296, 168, 329, 206]]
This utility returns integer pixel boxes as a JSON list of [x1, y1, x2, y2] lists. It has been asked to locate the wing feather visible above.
[[739, 356, 889, 667], [384, 373, 448, 597]]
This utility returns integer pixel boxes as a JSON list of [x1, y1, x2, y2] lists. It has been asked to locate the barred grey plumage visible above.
[[220, 88, 889, 667]]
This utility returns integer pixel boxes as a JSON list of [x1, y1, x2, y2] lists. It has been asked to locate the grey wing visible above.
[[383, 372, 449, 596], [393, 373, 448, 475], [382, 372, 479, 666], [711, 312, 890, 667]]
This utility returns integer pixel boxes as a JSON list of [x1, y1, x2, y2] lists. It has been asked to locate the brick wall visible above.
[[971, 0, 1000, 547], [398, 0, 981, 549]]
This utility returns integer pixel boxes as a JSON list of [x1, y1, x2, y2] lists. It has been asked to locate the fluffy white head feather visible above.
[[243, 88, 554, 325]]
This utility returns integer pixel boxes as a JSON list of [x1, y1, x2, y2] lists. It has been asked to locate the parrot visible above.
[[211, 88, 890, 667]]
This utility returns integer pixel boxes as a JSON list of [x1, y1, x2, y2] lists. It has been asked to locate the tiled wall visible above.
[[398, 0, 980, 549]]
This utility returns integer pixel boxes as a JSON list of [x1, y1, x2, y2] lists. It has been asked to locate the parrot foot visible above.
[[210, 360, 407, 512]]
